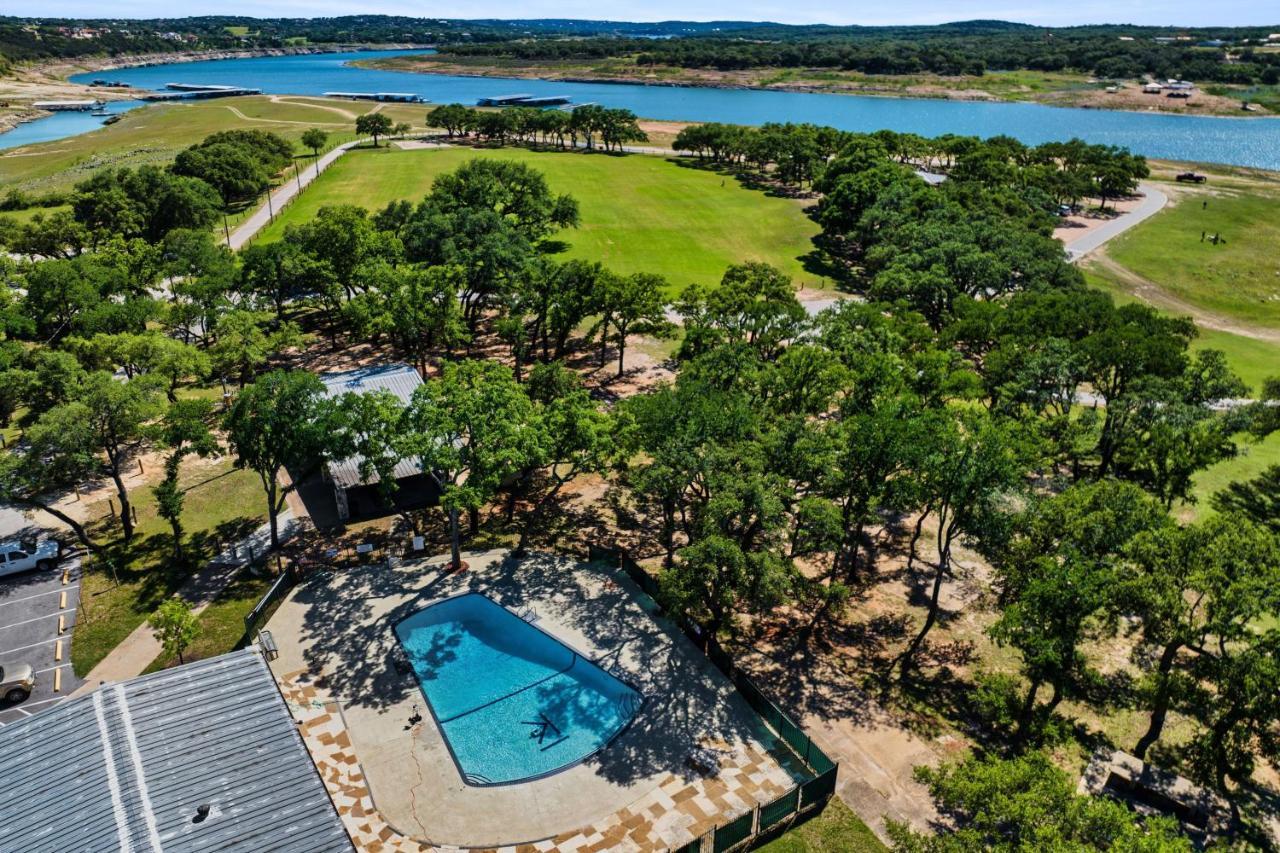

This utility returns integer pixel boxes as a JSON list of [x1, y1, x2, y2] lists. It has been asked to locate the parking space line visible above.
[[15, 708, 31, 717], [0, 585, 80, 607], [34, 663, 70, 675], [0, 611, 68, 630], [0, 637, 64, 656], [15, 695, 68, 710]]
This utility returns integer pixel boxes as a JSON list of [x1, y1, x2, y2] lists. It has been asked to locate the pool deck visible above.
[[266, 549, 800, 849]]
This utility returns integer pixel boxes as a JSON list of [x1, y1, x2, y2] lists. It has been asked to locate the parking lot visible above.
[[0, 536, 83, 726]]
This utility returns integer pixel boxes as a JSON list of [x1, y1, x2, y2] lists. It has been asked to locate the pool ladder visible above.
[[517, 605, 540, 624]]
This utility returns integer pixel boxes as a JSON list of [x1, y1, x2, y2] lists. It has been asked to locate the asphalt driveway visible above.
[[0, 531, 83, 725]]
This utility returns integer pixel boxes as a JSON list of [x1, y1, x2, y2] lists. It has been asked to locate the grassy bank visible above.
[[1107, 181, 1280, 329], [255, 145, 823, 292], [0, 95, 427, 194]]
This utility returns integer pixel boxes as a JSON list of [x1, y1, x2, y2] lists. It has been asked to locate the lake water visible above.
[[2, 49, 1277, 169], [0, 99, 142, 150]]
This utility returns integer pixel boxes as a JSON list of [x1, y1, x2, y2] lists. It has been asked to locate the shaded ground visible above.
[[268, 549, 798, 847]]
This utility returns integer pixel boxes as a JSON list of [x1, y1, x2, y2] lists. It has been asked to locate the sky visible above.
[[8, 0, 1277, 27]]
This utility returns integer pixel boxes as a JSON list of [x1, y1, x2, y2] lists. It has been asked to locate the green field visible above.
[[1107, 185, 1280, 329], [1084, 268, 1280, 396], [0, 96, 428, 194], [255, 146, 822, 291]]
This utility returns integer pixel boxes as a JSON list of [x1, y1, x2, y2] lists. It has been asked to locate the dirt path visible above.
[[218, 103, 348, 128], [1088, 252, 1280, 343], [267, 95, 360, 120]]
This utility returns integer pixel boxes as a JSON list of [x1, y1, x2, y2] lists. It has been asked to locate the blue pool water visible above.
[[395, 593, 642, 786]]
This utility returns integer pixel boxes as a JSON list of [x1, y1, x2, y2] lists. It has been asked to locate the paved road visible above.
[[0, 552, 82, 725], [1063, 182, 1168, 262], [228, 137, 371, 250]]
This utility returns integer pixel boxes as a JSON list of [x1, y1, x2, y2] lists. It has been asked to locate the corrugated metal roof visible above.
[[0, 649, 354, 853], [319, 364, 425, 489]]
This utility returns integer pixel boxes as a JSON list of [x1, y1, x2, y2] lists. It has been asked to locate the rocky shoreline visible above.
[[77, 43, 423, 75], [359, 56, 1273, 119]]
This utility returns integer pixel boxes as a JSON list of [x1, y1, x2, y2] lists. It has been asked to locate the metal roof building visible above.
[[319, 364, 430, 521], [0, 648, 353, 853]]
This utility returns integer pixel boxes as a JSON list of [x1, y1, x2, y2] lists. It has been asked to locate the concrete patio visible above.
[[266, 548, 802, 849]]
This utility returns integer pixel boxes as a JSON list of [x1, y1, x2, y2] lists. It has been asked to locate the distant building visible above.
[[318, 364, 439, 521], [31, 99, 101, 111], [0, 649, 354, 853], [1144, 82, 1164, 93]]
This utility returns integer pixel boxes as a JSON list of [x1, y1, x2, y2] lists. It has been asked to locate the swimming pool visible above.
[[394, 593, 643, 786]]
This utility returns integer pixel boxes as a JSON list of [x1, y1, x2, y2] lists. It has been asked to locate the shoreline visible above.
[[355, 56, 1277, 121], [0, 44, 426, 138]]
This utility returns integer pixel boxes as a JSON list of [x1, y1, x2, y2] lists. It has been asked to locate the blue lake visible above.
[[1, 49, 1277, 169]]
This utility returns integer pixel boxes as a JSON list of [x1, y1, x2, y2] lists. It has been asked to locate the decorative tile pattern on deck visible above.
[[280, 670, 794, 852]]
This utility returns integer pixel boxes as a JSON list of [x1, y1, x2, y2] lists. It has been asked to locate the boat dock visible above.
[[140, 84, 261, 101], [477, 93, 572, 107], [323, 92, 422, 102], [32, 100, 102, 112]]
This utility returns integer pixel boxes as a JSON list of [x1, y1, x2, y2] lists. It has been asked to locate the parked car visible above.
[[1057, 204, 1074, 217], [1176, 172, 1208, 183], [0, 663, 34, 703], [0, 538, 60, 579]]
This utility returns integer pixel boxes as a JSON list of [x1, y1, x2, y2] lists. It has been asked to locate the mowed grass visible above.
[[0, 96, 429, 194], [1107, 185, 1280, 329], [757, 797, 887, 852], [1181, 430, 1280, 522], [141, 567, 275, 674], [255, 146, 822, 291], [1083, 268, 1280, 396], [71, 454, 266, 676]]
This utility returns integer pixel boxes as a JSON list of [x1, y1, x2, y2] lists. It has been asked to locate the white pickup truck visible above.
[[0, 538, 60, 579]]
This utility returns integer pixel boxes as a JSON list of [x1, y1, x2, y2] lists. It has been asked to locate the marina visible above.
[[1, 50, 1276, 167]]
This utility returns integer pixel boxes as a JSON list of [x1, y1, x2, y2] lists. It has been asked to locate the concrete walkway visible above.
[[70, 508, 301, 697], [1064, 182, 1168, 262]]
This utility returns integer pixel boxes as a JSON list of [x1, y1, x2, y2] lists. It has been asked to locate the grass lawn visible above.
[[0, 203, 70, 226], [71, 454, 266, 676], [0, 96, 429, 195], [1181, 430, 1280, 521], [1107, 183, 1280, 329], [141, 566, 275, 674], [1083, 267, 1280, 396], [254, 146, 822, 292], [757, 797, 887, 852]]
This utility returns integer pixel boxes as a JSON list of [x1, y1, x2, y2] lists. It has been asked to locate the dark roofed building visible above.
[[318, 363, 438, 521], [0, 648, 353, 853]]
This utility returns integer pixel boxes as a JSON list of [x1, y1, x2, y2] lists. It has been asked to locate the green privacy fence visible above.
[[586, 544, 841, 852], [241, 563, 298, 644]]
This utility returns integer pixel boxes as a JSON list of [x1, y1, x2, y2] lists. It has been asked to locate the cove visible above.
[[1, 49, 1275, 169]]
